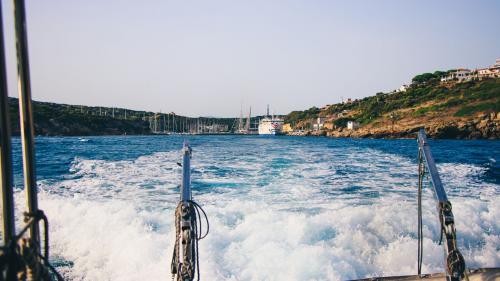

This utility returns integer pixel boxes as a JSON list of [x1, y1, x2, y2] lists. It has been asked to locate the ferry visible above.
[[258, 117, 284, 135], [258, 105, 284, 135]]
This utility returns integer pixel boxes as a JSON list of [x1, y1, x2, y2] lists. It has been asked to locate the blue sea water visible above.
[[7, 136, 500, 280]]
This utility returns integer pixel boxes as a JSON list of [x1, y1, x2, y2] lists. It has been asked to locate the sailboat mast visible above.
[[239, 104, 243, 132], [246, 106, 251, 131]]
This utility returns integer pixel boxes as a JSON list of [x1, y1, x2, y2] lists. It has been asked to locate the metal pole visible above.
[[13, 0, 40, 246], [180, 142, 191, 202], [0, 0, 16, 245], [417, 129, 448, 203], [417, 129, 465, 281]]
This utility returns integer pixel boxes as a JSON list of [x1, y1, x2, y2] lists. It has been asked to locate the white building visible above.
[[398, 84, 410, 92], [477, 59, 500, 78], [343, 98, 353, 104], [347, 121, 360, 130], [441, 69, 472, 82], [313, 117, 327, 130], [477, 68, 495, 78]]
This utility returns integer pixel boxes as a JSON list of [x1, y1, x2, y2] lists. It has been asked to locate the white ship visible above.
[[258, 105, 284, 135], [258, 117, 284, 135]]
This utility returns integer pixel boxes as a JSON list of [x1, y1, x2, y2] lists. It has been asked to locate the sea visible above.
[[6, 135, 500, 281]]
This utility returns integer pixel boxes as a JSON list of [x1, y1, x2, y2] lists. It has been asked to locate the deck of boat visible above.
[[352, 268, 500, 281]]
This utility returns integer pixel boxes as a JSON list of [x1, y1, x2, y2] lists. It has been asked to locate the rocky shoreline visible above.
[[295, 112, 499, 140]]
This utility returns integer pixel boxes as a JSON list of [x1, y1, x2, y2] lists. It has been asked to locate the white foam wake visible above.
[[34, 193, 499, 281], [10, 141, 499, 281]]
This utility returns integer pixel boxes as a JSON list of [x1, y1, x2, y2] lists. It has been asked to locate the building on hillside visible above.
[[476, 59, 500, 78], [313, 117, 327, 130], [477, 68, 496, 78], [441, 69, 472, 82], [343, 98, 353, 104], [347, 121, 360, 130], [398, 84, 410, 92]]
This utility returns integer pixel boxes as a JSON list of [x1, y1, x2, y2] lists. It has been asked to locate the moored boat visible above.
[[258, 117, 284, 135]]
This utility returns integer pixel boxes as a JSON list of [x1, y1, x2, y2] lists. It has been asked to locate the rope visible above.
[[37, 253, 65, 281], [189, 200, 209, 281], [171, 200, 209, 281], [189, 200, 209, 240]]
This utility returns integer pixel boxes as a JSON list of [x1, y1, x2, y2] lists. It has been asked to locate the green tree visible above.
[[412, 73, 437, 84]]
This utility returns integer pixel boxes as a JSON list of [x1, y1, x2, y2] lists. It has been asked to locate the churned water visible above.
[[7, 136, 500, 280]]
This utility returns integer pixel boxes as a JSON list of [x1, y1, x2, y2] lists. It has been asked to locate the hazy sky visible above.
[[1, 0, 499, 117]]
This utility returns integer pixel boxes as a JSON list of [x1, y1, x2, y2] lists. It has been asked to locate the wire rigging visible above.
[[417, 149, 424, 276]]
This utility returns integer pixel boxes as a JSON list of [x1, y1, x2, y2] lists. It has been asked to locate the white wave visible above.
[[31, 192, 499, 281], [21, 142, 500, 281]]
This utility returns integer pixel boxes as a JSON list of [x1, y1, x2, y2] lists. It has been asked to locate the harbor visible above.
[[145, 105, 286, 136]]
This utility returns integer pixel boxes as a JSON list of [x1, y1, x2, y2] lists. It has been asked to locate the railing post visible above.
[[0, 0, 16, 246], [417, 129, 465, 281], [13, 0, 40, 247], [180, 141, 191, 202]]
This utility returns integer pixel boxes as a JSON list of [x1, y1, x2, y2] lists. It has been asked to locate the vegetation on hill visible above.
[[285, 76, 500, 139], [5, 73, 499, 138], [411, 70, 452, 84], [7, 98, 238, 136], [285, 107, 321, 127]]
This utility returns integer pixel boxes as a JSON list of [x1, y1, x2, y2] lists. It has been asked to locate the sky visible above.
[[1, 0, 499, 117]]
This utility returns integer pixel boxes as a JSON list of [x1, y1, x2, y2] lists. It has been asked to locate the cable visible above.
[[188, 200, 209, 281], [37, 253, 65, 281], [417, 149, 424, 276], [189, 200, 209, 240]]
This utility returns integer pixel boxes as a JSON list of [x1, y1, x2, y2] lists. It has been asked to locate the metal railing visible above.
[[0, 0, 63, 280], [171, 142, 209, 281], [417, 129, 466, 281], [0, 0, 15, 247]]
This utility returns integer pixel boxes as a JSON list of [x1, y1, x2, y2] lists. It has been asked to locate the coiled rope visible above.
[[171, 200, 209, 281]]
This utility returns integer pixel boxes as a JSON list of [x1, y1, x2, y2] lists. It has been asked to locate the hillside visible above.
[[5, 77, 499, 138], [285, 77, 500, 139], [7, 98, 237, 136]]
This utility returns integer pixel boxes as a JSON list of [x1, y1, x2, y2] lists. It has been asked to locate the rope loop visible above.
[[171, 200, 209, 281]]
